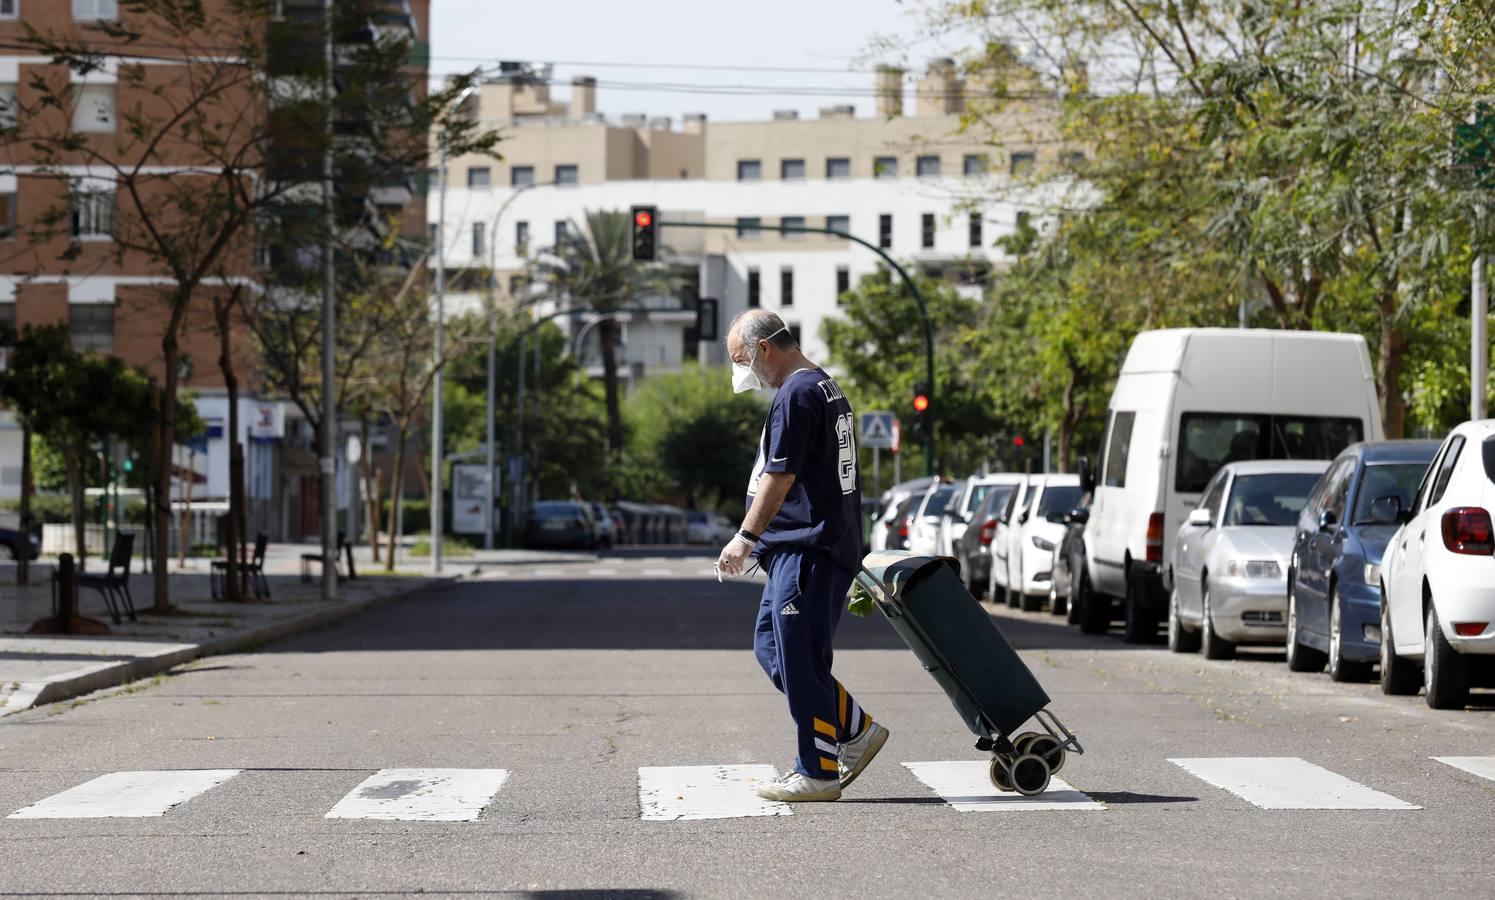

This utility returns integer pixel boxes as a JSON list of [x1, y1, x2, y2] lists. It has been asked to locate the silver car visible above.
[[1168, 459, 1329, 659]]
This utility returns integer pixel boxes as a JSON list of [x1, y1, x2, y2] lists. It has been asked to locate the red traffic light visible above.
[[634, 210, 653, 228], [913, 395, 930, 413], [1013, 435, 1025, 448]]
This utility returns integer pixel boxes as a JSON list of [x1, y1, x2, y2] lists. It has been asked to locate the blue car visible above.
[[1286, 440, 1440, 681]]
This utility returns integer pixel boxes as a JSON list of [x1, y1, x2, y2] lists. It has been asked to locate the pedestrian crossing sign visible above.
[[861, 411, 896, 449]]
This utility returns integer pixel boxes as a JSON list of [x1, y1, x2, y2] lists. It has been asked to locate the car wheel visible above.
[[968, 568, 986, 600], [1379, 593, 1421, 695], [1424, 603, 1470, 710], [1005, 582, 1020, 609], [1200, 581, 1236, 660], [1067, 566, 1087, 626], [1285, 581, 1326, 673], [1326, 584, 1371, 683], [1121, 569, 1157, 644], [0, 542, 15, 561], [1168, 584, 1200, 653], [1020, 589, 1043, 612]]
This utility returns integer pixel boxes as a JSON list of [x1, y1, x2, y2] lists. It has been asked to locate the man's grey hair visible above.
[[728, 308, 792, 350]]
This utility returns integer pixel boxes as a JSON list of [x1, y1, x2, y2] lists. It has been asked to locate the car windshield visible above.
[[923, 486, 957, 518], [1176, 413, 1363, 494], [1351, 462, 1428, 524], [1223, 473, 1321, 527], [980, 485, 1017, 518], [966, 483, 999, 511], [1037, 485, 1084, 516]]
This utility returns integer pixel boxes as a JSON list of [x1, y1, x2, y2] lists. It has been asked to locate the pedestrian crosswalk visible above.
[[4, 755, 1487, 823]]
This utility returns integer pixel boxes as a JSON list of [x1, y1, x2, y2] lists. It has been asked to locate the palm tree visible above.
[[529, 209, 680, 456]]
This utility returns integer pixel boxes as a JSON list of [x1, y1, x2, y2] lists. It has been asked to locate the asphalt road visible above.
[[1, 548, 1492, 898]]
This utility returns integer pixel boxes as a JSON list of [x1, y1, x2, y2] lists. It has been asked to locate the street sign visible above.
[[861, 411, 896, 449]]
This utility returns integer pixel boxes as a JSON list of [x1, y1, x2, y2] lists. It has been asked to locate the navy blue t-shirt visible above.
[[745, 367, 863, 572]]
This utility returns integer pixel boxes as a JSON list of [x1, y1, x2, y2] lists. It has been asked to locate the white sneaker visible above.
[[755, 771, 842, 802], [838, 721, 889, 789]]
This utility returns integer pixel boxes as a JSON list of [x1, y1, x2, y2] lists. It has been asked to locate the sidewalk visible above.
[[0, 543, 470, 716]]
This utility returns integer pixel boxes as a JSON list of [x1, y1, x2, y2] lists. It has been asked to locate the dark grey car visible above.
[[955, 484, 1019, 599]]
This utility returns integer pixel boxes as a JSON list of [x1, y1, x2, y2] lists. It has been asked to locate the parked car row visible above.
[[522, 501, 739, 550]]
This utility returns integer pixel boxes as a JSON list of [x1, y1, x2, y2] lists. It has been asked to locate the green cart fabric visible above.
[[859, 551, 1051, 739]]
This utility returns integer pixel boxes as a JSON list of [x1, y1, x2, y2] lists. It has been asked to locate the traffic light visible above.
[[630, 205, 658, 261], [911, 382, 931, 440]]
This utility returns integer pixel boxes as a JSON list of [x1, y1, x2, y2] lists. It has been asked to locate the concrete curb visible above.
[[1, 575, 457, 717]]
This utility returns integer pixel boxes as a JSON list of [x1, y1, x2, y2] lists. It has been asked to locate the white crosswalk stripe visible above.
[[902, 761, 1103, 812], [1432, 756, 1495, 783], [324, 768, 509, 822], [9, 770, 242, 819], [638, 765, 790, 821], [1170, 757, 1419, 810]]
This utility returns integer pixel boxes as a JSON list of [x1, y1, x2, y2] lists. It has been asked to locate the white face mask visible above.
[[732, 360, 767, 393]]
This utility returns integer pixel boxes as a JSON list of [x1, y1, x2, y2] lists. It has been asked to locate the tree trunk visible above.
[[214, 296, 243, 603], [67, 439, 86, 569], [1377, 306, 1408, 439], [598, 316, 624, 456], [384, 427, 406, 572], [153, 340, 179, 613], [17, 424, 30, 586], [370, 465, 382, 564]]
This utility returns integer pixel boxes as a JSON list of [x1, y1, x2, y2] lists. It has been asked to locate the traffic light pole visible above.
[[656, 219, 936, 475]]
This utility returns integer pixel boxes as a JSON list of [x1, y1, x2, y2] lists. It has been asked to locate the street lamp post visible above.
[[430, 83, 479, 575]]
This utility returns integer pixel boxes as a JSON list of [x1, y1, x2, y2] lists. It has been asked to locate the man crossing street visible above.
[[716, 309, 890, 802]]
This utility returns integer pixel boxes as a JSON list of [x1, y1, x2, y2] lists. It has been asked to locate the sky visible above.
[[428, 0, 977, 124]]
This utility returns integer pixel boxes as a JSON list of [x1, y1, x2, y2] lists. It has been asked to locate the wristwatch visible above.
[[737, 528, 760, 543]]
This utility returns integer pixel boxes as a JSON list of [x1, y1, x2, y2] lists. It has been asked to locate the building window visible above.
[[779, 267, 794, 307], [554, 220, 568, 245], [71, 83, 115, 133], [510, 165, 535, 187], [781, 158, 805, 180], [467, 167, 491, 188], [835, 266, 849, 301], [0, 192, 15, 240], [515, 220, 529, 255], [72, 0, 117, 20], [554, 164, 578, 186], [916, 155, 941, 178], [963, 154, 987, 176], [1010, 151, 1036, 175], [69, 303, 114, 353], [873, 156, 897, 178], [825, 157, 850, 179], [0, 300, 14, 328], [826, 214, 849, 236], [736, 216, 761, 240], [1064, 150, 1086, 167], [69, 185, 114, 238], [921, 213, 935, 249], [788, 324, 801, 346], [968, 212, 983, 249], [737, 159, 762, 181], [471, 222, 485, 257], [781, 215, 805, 240], [878, 213, 892, 249], [0, 1, 16, 20], [747, 268, 760, 307], [0, 82, 15, 129]]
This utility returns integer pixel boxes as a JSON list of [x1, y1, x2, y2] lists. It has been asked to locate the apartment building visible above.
[[437, 58, 1073, 376], [0, 1, 429, 545]]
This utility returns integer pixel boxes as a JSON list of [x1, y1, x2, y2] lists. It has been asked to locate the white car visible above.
[[686, 512, 734, 545], [989, 477, 1034, 604], [908, 482, 959, 557], [1168, 460, 1328, 659], [939, 474, 1027, 559], [1007, 475, 1085, 611], [1380, 419, 1495, 709], [870, 477, 935, 552]]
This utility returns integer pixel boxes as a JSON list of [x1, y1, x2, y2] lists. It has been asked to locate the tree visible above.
[[821, 270, 1000, 476], [624, 365, 766, 510], [528, 210, 681, 457], [5, 1, 498, 608]]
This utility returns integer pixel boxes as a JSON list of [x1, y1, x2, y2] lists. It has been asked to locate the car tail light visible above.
[[1146, 512, 1165, 563], [979, 518, 997, 545], [1454, 622, 1488, 636], [898, 517, 910, 538], [1441, 507, 1495, 555]]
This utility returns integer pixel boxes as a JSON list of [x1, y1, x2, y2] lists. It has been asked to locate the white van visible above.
[[1084, 329, 1384, 643]]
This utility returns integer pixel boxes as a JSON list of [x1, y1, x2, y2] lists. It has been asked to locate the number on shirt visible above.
[[834, 412, 856, 494]]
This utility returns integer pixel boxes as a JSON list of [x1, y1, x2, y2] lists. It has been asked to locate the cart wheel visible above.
[[1010, 754, 1051, 796], [1024, 734, 1066, 776], [988, 756, 1014, 792], [1011, 731, 1041, 757]]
